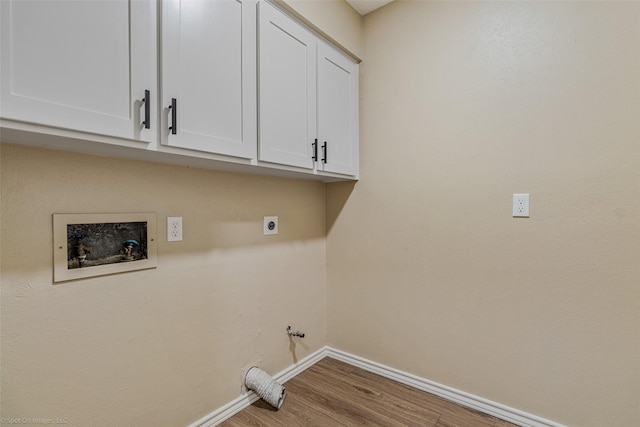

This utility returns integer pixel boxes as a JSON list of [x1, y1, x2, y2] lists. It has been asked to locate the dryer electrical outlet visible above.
[[264, 216, 278, 235]]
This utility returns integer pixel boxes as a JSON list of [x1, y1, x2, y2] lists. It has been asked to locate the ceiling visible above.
[[346, 0, 394, 16]]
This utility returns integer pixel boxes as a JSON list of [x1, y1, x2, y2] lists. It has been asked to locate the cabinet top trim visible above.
[[268, 0, 362, 63]]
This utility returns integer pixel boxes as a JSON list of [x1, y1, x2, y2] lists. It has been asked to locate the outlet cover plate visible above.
[[167, 216, 183, 241], [513, 194, 530, 217], [264, 216, 278, 235]]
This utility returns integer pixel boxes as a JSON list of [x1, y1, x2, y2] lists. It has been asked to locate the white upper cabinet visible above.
[[317, 42, 359, 176], [161, 0, 257, 159], [258, 1, 317, 170], [0, 0, 357, 181], [0, 0, 157, 143], [258, 1, 358, 176]]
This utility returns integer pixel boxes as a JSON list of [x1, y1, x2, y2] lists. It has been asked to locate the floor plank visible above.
[[220, 358, 517, 427]]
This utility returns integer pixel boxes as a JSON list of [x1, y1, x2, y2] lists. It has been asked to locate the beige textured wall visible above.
[[327, 1, 640, 426], [1, 1, 361, 425], [0, 144, 326, 426]]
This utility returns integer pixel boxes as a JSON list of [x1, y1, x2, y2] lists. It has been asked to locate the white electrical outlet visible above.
[[167, 217, 183, 241], [263, 216, 278, 235], [513, 194, 530, 218]]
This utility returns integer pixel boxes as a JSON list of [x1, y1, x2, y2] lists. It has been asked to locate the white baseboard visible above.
[[188, 346, 329, 427], [326, 348, 567, 427], [189, 346, 566, 427]]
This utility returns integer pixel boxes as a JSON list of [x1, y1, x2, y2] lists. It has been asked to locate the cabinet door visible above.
[[317, 42, 359, 176], [258, 1, 316, 169], [0, 0, 157, 143], [162, 0, 256, 159]]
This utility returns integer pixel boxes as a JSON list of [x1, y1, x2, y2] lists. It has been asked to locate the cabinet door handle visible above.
[[142, 89, 151, 129], [312, 139, 318, 161], [322, 141, 327, 164], [168, 98, 177, 135]]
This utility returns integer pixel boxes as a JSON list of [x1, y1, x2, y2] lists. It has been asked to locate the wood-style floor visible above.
[[220, 357, 518, 426]]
